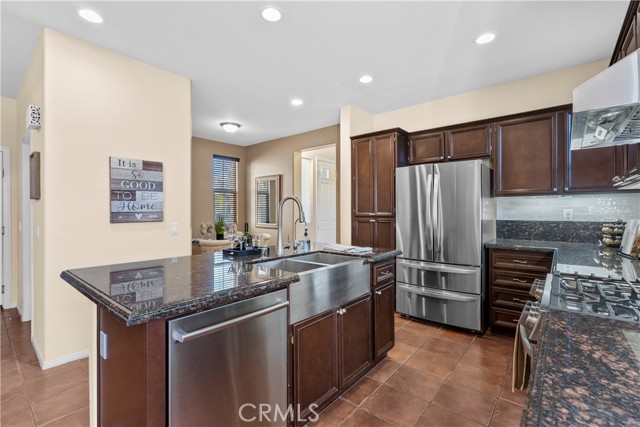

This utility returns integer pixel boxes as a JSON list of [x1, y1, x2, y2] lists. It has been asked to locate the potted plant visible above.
[[215, 217, 225, 240]]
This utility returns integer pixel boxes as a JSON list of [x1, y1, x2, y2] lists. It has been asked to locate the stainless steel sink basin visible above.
[[292, 253, 360, 265], [252, 253, 371, 323], [255, 259, 325, 274]]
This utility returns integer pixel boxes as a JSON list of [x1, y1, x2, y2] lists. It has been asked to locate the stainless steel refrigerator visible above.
[[395, 159, 494, 332]]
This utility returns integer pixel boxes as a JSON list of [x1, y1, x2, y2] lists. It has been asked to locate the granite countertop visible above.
[[61, 246, 400, 326], [524, 311, 640, 426]]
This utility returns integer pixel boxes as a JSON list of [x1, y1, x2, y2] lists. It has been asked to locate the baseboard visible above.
[[31, 337, 89, 370]]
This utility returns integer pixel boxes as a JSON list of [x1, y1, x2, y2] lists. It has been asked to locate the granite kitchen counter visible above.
[[61, 246, 400, 326], [523, 310, 640, 426]]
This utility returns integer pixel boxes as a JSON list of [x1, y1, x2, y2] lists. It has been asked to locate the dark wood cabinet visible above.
[[373, 282, 394, 360], [494, 111, 560, 196], [292, 294, 372, 421], [488, 249, 553, 334], [408, 131, 445, 164], [339, 295, 373, 388], [445, 123, 492, 161], [352, 129, 406, 248], [611, 1, 640, 65], [352, 218, 395, 249], [292, 310, 340, 423]]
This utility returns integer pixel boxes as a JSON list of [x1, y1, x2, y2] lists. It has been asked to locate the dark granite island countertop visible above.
[[61, 247, 401, 326], [61, 251, 299, 326], [524, 311, 640, 426]]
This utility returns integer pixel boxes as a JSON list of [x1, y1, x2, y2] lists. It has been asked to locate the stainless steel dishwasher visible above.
[[168, 289, 289, 426]]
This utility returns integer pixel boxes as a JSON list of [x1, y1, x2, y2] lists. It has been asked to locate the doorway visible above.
[[294, 144, 337, 246], [0, 146, 11, 308], [20, 133, 32, 320]]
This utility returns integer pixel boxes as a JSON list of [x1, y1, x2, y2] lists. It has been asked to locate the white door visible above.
[[316, 159, 336, 244]]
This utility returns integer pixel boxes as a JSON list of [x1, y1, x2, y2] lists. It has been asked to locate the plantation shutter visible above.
[[213, 155, 238, 225], [256, 180, 272, 224]]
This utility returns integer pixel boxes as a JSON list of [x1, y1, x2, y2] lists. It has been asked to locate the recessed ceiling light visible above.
[[261, 7, 282, 22], [77, 9, 104, 24], [291, 99, 303, 106], [220, 122, 241, 133], [475, 33, 496, 45], [359, 75, 374, 84]]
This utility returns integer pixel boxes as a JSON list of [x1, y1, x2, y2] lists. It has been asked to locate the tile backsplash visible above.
[[496, 194, 640, 222]]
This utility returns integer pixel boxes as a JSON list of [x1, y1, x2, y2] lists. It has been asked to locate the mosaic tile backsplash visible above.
[[496, 194, 640, 222]]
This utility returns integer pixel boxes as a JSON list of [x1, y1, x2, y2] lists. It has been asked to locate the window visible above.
[[213, 155, 238, 225]]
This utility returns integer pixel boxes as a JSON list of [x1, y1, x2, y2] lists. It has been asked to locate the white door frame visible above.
[[0, 147, 11, 308], [20, 134, 32, 321]]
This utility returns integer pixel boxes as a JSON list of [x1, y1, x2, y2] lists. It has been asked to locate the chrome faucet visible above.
[[277, 196, 306, 257]]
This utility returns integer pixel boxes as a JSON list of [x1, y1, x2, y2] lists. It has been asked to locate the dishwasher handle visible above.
[[172, 300, 290, 344]]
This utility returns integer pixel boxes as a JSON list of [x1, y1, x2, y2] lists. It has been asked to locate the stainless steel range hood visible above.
[[571, 49, 640, 151]]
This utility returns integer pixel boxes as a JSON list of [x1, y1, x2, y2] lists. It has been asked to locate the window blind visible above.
[[213, 155, 238, 225], [256, 179, 272, 223]]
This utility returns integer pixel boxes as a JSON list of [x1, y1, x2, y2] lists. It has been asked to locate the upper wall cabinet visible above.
[[407, 123, 491, 165], [611, 1, 640, 64], [494, 111, 561, 196], [351, 129, 407, 218], [445, 123, 492, 161]]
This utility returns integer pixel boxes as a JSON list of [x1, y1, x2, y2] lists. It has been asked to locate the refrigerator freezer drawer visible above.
[[396, 283, 482, 331], [396, 259, 482, 294]]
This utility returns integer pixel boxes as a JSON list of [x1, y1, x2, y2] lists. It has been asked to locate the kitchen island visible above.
[[61, 246, 400, 426]]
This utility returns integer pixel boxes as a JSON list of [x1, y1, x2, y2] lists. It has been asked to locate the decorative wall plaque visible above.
[[110, 157, 163, 223]]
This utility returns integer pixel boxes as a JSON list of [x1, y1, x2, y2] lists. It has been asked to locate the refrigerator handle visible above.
[[425, 171, 433, 254], [432, 168, 441, 256]]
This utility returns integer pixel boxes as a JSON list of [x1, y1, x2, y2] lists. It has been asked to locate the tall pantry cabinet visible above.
[[351, 129, 407, 249]]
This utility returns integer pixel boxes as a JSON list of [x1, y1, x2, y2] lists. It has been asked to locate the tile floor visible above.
[[310, 314, 526, 427], [1, 308, 89, 426], [1, 308, 524, 427]]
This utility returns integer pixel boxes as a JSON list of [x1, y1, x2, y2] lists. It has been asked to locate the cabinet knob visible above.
[[375, 290, 382, 295], [447, 155, 452, 159], [564, 187, 569, 191]]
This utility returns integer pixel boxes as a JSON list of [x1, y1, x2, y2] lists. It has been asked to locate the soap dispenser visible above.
[[304, 228, 310, 252]]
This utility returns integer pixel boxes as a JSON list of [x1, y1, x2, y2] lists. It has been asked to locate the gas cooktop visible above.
[[552, 274, 640, 323]]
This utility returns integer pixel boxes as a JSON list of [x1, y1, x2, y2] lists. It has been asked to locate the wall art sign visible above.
[[110, 156, 163, 223]]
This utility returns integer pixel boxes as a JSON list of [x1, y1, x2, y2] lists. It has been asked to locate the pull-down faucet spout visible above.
[[277, 196, 306, 257]]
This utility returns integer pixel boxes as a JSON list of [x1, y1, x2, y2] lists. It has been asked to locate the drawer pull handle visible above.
[[512, 278, 527, 283], [512, 318, 519, 323], [512, 297, 529, 303], [513, 260, 528, 264]]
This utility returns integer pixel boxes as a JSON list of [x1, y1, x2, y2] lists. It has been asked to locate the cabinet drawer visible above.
[[491, 287, 535, 311], [490, 249, 553, 273], [491, 269, 547, 291], [490, 307, 521, 331], [372, 261, 395, 287]]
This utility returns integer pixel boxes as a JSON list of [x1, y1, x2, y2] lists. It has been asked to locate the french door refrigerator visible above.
[[395, 159, 494, 332]]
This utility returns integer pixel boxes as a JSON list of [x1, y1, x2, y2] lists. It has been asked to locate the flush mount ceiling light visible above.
[[261, 7, 282, 22], [475, 32, 496, 45], [290, 99, 303, 106], [220, 122, 241, 133], [359, 75, 374, 84], [77, 8, 104, 24]]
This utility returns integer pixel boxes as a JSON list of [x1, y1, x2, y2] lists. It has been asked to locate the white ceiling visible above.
[[1, 1, 629, 146]]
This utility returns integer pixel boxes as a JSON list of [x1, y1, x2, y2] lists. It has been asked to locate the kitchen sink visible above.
[[254, 258, 325, 274], [251, 253, 370, 323], [292, 252, 360, 265]]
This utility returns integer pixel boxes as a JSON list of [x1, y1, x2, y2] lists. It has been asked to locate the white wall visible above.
[[497, 194, 640, 222]]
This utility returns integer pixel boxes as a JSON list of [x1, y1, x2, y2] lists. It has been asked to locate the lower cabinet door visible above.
[[339, 295, 373, 389], [293, 310, 339, 424], [352, 218, 374, 247], [373, 282, 395, 360]]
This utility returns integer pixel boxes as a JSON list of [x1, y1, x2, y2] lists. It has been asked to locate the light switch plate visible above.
[[170, 223, 178, 235]]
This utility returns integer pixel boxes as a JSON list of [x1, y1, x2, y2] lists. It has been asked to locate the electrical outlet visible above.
[[563, 209, 574, 221], [170, 223, 178, 235]]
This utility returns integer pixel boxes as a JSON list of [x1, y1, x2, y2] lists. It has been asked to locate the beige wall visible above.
[[246, 125, 339, 245], [339, 59, 609, 244], [17, 35, 45, 349], [191, 137, 246, 238], [1, 97, 19, 308]]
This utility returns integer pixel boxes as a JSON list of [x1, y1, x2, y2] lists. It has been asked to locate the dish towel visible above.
[[512, 324, 531, 391], [322, 244, 373, 254]]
